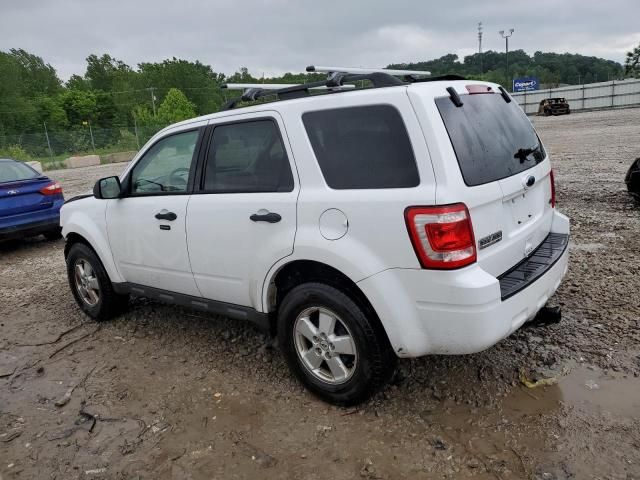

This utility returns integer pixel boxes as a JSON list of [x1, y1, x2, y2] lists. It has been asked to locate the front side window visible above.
[[203, 119, 294, 193], [302, 105, 419, 189], [131, 130, 199, 194]]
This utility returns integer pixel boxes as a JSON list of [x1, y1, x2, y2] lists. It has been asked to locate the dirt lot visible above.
[[1, 108, 639, 480]]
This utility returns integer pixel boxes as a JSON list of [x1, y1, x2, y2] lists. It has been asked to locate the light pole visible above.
[[478, 22, 483, 74], [499, 28, 514, 89]]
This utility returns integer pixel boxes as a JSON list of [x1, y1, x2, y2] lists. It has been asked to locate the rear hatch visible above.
[[420, 83, 554, 277], [0, 165, 54, 218]]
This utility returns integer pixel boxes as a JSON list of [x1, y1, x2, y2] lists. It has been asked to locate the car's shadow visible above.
[[0, 236, 63, 254]]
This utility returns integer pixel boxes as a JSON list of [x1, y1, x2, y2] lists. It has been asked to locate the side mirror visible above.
[[93, 176, 122, 199]]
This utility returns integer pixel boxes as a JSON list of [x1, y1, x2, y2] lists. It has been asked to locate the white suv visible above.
[[61, 70, 570, 405]]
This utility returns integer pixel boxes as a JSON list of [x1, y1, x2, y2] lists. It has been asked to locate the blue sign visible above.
[[513, 76, 539, 92]]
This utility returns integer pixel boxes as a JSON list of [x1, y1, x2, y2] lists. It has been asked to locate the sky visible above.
[[1, 0, 639, 80]]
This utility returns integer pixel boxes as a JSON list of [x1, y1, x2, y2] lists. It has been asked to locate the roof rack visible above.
[[221, 70, 404, 110], [220, 66, 462, 111]]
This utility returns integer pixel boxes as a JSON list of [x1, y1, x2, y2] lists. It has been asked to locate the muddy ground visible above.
[[1, 108, 639, 480]]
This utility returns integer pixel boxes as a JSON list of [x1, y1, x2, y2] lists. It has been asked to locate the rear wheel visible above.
[[66, 243, 128, 321], [278, 283, 396, 405]]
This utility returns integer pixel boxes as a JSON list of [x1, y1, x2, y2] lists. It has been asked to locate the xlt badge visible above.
[[478, 231, 502, 250]]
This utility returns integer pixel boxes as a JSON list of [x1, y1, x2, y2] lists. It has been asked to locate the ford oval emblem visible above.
[[524, 175, 535, 188]]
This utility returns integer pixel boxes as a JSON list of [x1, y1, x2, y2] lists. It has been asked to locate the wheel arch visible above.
[[62, 223, 123, 283], [264, 259, 391, 348]]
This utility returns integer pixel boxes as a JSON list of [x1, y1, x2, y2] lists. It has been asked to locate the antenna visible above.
[[306, 65, 430, 76]]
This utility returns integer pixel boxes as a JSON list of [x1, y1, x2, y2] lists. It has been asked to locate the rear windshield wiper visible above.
[[513, 144, 542, 163]]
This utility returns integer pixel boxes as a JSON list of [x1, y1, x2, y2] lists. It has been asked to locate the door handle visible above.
[[155, 210, 177, 221], [250, 212, 281, 223]]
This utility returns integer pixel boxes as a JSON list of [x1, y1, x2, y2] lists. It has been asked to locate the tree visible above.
[[8, 48, 61, 95], [626, 43, 640, 77], [85, 54, 131, 91], [137, 58, 226, 114], [61, 89, 97, 125], [157, 88, 196, 124]]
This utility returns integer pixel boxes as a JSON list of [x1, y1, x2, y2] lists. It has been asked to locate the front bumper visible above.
[[358, 211, 570, 358]]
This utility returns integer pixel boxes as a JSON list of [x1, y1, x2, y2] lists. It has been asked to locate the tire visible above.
[[44, 228, 62, 241], [277, 282, 396, 406], [66, 242, 128, 321]]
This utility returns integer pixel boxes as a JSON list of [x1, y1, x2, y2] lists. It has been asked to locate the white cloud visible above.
[[0, 0, 637, 79]]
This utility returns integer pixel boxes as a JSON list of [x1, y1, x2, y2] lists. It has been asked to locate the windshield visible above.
[[0, 161, 41, 183], [435, 93, 546, 186]]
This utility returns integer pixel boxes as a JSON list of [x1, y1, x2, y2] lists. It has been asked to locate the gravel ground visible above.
[[1, 108, 639, 479]]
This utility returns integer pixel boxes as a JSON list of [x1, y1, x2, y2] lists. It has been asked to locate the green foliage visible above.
[[157, 88, 196, 124], [61, 89, 97, 124], [626, 43, 640, 77], [132, 105, 156, 127], [0, 145, 32, 161], [0, 47, 630, 166], [389, 50, 623, 86], [86, 53, 132, 91]]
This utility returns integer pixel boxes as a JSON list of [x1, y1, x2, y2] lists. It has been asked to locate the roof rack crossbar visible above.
[[307, 65, 431, 76], [223, 83, 355, 91]]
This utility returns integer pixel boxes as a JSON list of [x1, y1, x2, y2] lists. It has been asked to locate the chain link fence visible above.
[[0, 124, 166, 168], [512, 78, 640, 115]]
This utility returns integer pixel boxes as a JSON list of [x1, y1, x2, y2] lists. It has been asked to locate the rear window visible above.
[[435, 93, 546, 186], [302, 105, 419, 189], [0, 161, 40, 183]]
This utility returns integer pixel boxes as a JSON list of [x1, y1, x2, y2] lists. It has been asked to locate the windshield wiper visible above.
[[513, 144, 541, 163]]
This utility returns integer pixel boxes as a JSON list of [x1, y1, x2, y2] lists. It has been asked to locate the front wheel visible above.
[[66, 242, 128, 321], [277, 283, 396, 405]]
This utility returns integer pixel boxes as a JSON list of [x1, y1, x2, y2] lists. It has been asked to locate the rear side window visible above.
[[203, 120, 294, 193], [435, 93, 546, 186], [302, 105, 419, 189]]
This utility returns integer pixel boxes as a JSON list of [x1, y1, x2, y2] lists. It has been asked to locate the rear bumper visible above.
[[0, 203, 62, 240], [358, 210, 570, 357]]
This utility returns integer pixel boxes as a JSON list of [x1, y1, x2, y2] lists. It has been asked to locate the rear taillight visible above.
[[40, 182, 63, 196], [549, 169, 556, 208], [405, 204, 477, 270]]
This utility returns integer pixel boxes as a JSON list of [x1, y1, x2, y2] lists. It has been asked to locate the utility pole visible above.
[[478, 22, 483, 74], [499, 29, 515, 90], [148, 87, 157, 116]]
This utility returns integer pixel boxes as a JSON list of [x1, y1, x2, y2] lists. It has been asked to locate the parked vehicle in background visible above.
[[537, 98, 571, 116], [60, 67, 570, 405], [0, 158, 64, 241], [626, 157, 640, 201]]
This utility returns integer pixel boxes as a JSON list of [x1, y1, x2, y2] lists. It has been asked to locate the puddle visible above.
[[504, 365, 640, 418], [555, 366, 640, 417]]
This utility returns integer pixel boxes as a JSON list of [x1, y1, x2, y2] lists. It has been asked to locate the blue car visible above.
[[0, 158, 64, 241]]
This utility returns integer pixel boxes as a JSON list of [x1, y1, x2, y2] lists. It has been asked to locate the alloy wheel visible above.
[[74, 259, 100, 307], [293, 306, 358, 385]]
